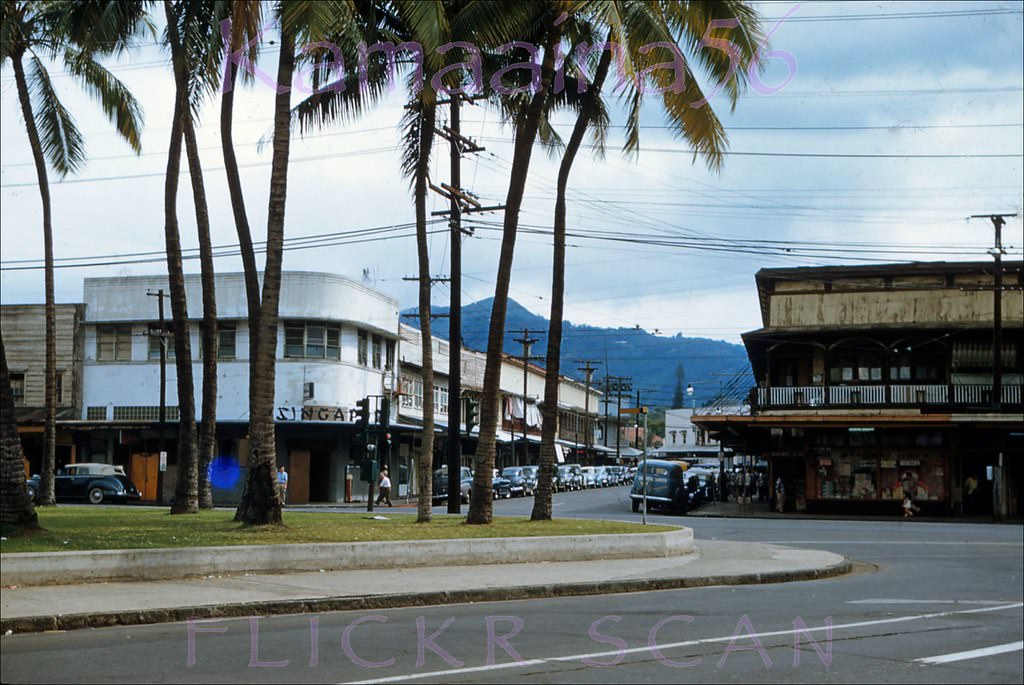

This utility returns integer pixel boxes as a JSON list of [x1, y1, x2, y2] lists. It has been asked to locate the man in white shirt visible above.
[[376, 467, 393, 506]]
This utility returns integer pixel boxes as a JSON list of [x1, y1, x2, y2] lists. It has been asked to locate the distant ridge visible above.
[[403, 298, 751, 409]]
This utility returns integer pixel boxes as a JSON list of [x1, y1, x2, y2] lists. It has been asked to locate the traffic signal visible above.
[[465, 397, 479, 434], [378, 397, 391, 431], [355, 397, 370, 428]]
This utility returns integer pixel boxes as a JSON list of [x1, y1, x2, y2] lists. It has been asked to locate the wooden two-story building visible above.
[[695, 261, 1023, 518]]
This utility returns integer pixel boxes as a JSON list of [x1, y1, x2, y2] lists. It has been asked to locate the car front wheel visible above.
[[88, 487, 105, 504], [631, 499, 640, 513]]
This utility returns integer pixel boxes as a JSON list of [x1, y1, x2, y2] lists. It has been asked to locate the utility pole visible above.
[[512, 329, 545, 466], [969, 212, 1017, 521], [575, 360, 601, 463], [146, 289, 170, 498], [447, 95, 464, 515], [603, 376, 632, 463], [431, 94, 493, 513]]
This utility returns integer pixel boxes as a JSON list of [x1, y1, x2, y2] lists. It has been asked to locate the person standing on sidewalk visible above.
[[277, 466, 288, 506], [774, 477, 785, 513], [376, 467, 393, 506]]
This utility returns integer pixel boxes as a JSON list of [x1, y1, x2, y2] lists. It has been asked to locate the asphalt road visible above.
[[2, 486, 1021, 684]]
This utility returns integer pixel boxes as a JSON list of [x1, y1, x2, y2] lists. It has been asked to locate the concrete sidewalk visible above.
[[1, 537, 850, 634]]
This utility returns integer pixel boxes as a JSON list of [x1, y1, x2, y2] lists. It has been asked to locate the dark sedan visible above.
[[629, 459, 688, 514], [500, 466, 532, 497], [432, 466, 473, 504], [27, 463, 142, 505]]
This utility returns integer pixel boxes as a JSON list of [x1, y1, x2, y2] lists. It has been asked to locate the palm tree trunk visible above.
[[10, 51, 56, 507], [414, 101, 437, 523], [182, 104, 217, 510], [165, 0, 198, 514], [235, 24, 295, 526], [468, 25, 563, 525], [532, 48, 613, 521], [1, 332, 39, 530], [220, 16, 262, 404]]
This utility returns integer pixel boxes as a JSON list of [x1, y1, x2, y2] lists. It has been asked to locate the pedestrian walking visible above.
[[277, 466, 288, 506], [376, 467, 393, 507]]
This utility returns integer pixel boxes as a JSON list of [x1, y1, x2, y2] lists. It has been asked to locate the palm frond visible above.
[[61, 0, 154, 55], [28, 53, 85, 176], [62, 45, 144, 153]]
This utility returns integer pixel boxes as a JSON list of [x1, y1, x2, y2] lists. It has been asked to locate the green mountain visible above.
[[405, 298, 752, 410]]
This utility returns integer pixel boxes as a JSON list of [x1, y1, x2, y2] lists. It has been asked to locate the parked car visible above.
[[555, 465, 573, 492], [629, 459, 689, 514], [431, 466, 473, 505], [594, 466, 611, 487], [565, 464, 585, 490], [580, 466, 598, 488], [501, 466, 533, 497], [519, 465, 541, 494], [491, 469, 513, 499], [26, 463, 142, 505]]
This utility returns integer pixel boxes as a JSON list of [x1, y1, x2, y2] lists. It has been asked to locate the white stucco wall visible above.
[[81, 272, 400, 421]]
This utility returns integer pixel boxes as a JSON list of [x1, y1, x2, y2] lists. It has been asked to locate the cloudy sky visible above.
[[1, 1, 1022, 346]]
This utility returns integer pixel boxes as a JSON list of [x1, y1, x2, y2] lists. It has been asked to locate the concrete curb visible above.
[[0, 557, 853, 635], [0, 528, 694, 587]]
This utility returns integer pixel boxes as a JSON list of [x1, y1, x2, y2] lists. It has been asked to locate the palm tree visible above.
[[233, 1, 343, 525], [169, 0, 226, 510], [163, 0, 200, 514], [293, 1, 542, 522], [529, 1, 763, 521], [466, 5, 566, 525], [1, 332, 39, 530], [1, 0, 144, 506]]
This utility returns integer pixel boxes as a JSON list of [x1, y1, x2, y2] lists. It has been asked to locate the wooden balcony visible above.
[[755, 383, 1021, 409]]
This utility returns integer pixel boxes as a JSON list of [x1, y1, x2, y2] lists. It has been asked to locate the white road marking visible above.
[[847, 599, 1009, 605], [340, 602, 1023, 684], [757, 540, 1023, 546], [915, 641, 1024, 665]]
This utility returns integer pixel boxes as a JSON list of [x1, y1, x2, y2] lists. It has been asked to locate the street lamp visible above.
[[686, 384, 694, 410]]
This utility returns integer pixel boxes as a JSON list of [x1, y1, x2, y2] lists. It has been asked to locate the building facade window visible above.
[[372, 335, 383, 369], [55, 371, 64, 405], [385, 340, 395, 370], [284, 321, 340, 360], [10, 373, 25, 405], [358, 330, 368, 366], [98, 325, 133, 361], [829, 351, 883, 383], [400, 374, 423, 410], [147, 323, 176, 361], [434, 384, 448, 415], [218, 322, 236, 359]]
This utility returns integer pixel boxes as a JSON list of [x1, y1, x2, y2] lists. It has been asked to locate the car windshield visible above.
[[501, 468, 521, 477]]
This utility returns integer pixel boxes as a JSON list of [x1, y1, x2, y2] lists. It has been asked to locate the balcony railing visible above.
[[756, 384, 1021, 409]]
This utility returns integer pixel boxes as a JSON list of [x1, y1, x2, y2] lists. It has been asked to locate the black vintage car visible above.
[[27, 463, 142, 505], [629, 459, 689, 514], [431, 466, 473, 505]]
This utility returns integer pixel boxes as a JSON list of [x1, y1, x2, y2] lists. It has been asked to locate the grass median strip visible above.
[[0, 508, 675, 554]]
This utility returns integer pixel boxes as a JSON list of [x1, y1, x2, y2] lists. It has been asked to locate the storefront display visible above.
[[812, 452, 946, 502]]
